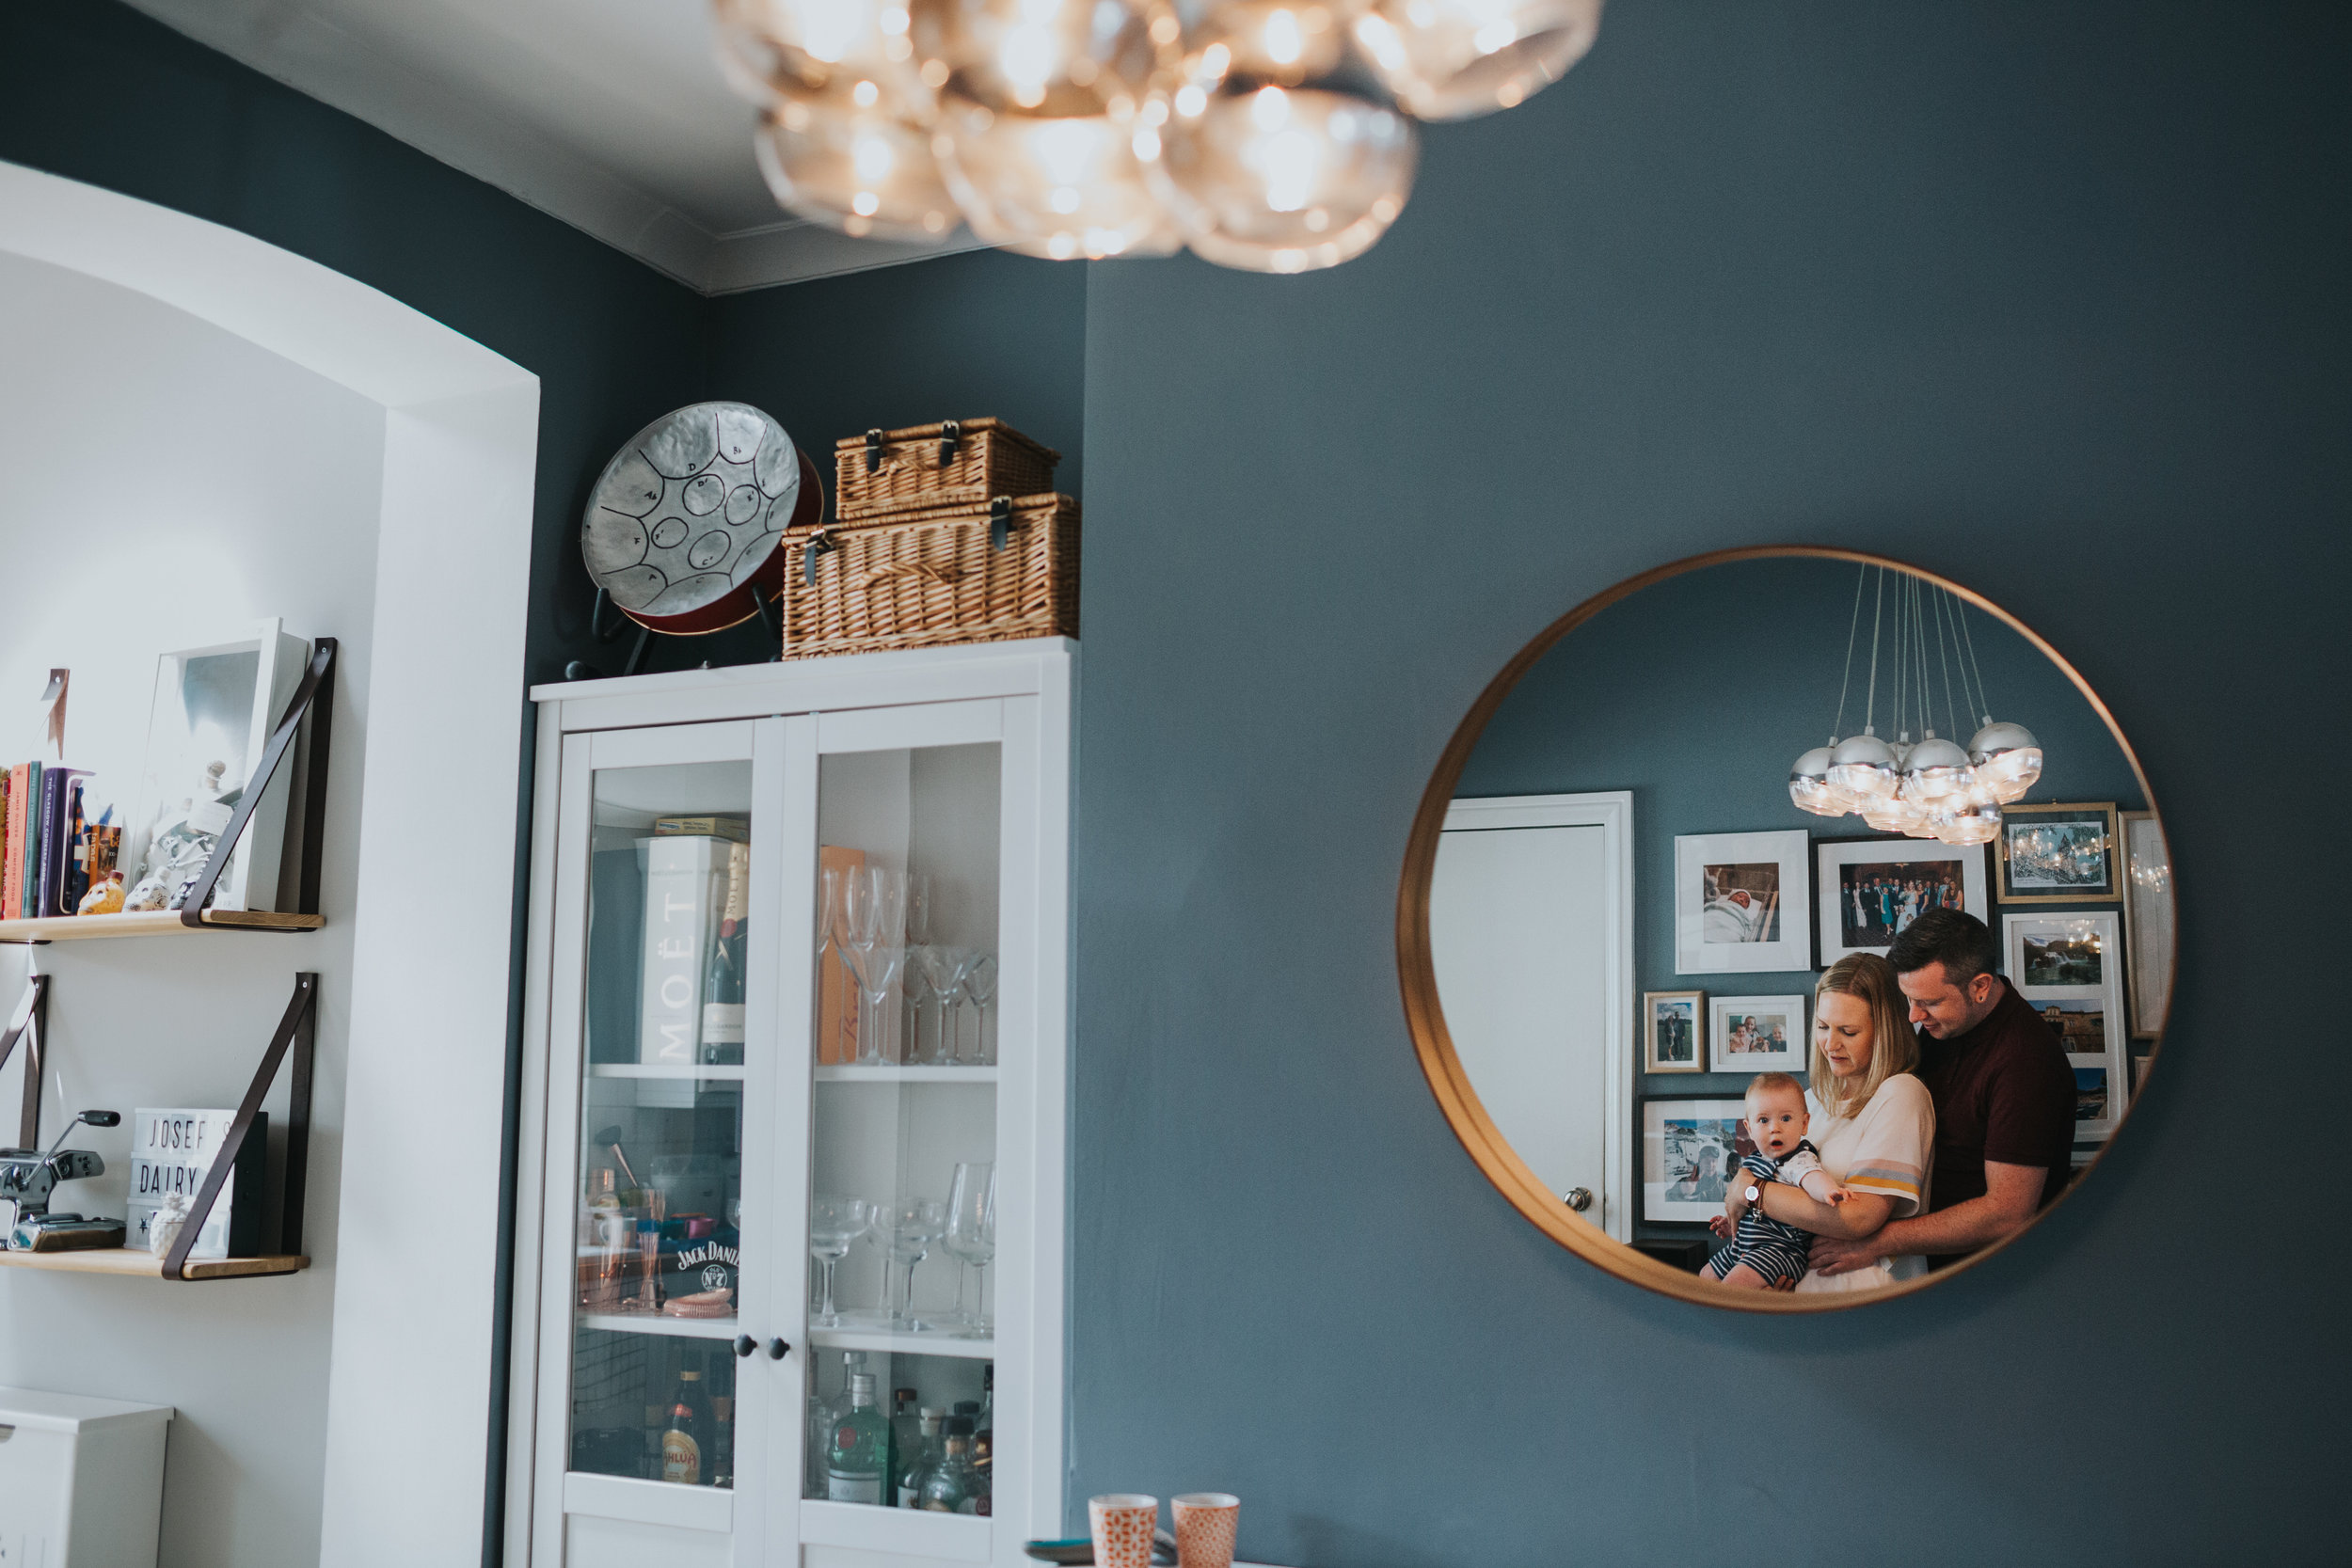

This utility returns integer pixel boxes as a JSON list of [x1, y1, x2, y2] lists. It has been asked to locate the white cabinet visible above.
[[506, 641, 1072, 1568]]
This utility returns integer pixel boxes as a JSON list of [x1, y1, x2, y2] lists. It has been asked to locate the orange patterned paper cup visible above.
[[1089, 1494, 1160, 1568], [1173, 1493, 1240, 1568]]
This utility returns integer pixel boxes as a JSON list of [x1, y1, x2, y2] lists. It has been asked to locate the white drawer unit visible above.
[[0, 1388, 172, 1568], [507, 641, 1072, 1568]]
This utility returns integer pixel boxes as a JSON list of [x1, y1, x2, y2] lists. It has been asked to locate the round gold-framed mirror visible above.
[[1397, 546, 2173, 1311]]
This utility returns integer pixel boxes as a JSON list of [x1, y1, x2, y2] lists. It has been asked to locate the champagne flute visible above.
[[903, 875, 934, 1059], [921, 944, 969, 1066], [808, 1196, 869, 1328], [879, 1198, 946, 1331], [843, 868, 906, 1066], [817, 863, 848, 1062], [944, 1162, 996, 1336], [963, 951, 999, 1067]]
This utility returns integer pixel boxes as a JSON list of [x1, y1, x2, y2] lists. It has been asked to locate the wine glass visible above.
[[817, 863, 847, 1062], [902, 874, 935, 1060], [842, 868, 906, 1066], [963, 951, 1000, 1067], [902, 952, 938, 1065], [944, 1162, 996, 1336], [920, 945, 970, 1065], [879, 1198, 946, 1331], [808, 1195, 870, 1329]]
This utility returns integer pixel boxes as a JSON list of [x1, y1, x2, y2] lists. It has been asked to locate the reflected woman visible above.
[[1724, 954, 1936, 1294]]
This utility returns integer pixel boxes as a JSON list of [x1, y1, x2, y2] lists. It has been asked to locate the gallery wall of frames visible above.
[[1453, 558, 2166, 1256]]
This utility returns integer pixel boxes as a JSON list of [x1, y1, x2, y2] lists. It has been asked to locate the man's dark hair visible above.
[[1886, 908, 2000, 984]]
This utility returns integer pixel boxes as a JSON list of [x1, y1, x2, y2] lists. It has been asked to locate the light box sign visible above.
[[129, 1108, 267, 1259]]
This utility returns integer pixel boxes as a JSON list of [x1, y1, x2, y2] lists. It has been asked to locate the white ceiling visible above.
[[125, 0, 984, 293]]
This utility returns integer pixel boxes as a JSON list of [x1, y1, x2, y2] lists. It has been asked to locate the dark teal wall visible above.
[[1073, 4, 2344, 1565]]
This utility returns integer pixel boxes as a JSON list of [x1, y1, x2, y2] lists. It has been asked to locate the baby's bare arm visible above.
[[1799, 1168, 1851, 1205]]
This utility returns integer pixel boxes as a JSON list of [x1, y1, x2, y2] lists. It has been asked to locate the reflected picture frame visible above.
[[2004, 910, 2128, 1141], [1673, 829, 1812, 974], [1644, 990, 1705, 1074], [1640, 1096, 1752, 1225], [2121, 810, 2172, 1038], [1708, 994, 1807, 1075], [1814, 835, 1994, 968], [1997, 801, 2121, 904]]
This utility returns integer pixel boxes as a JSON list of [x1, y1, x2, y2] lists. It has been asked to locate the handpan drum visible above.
[[582, 401, 822, 636]]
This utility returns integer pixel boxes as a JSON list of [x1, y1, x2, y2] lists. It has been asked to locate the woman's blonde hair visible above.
[[1811, 953, 1918, 1119]]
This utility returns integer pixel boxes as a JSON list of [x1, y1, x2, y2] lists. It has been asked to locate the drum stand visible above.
[[564, 587, 783, 681]]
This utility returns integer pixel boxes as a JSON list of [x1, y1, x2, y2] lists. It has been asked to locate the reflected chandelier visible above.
[[710, 0, 1603, 272], [1788, 567, 2043, 847]]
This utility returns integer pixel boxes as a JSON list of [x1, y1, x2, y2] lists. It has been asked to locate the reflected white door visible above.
[[1431, 793, 1631, 1238]]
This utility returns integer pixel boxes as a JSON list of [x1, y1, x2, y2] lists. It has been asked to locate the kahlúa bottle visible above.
[[825, 1371, 889, 1504], [663, 1369, 707, 1485]]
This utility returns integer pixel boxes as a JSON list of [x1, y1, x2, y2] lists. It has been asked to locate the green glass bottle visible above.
[[824, 1372, 890, 1505], [918, 1417, 982, 1514]]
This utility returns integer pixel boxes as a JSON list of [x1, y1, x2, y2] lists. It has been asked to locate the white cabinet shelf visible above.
[[807, 1326, 995, 1360], [814, 1065, 998, 1085], [575, 1310, 739, 1340], [586, 1062, 746, 1081]]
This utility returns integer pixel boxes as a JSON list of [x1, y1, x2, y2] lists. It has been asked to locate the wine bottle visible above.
[[700, 842, 749, 1065]]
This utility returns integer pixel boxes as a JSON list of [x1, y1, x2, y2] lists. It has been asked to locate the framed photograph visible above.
[[1640, 1097, 1754, 1224], [2005, 911, 2128, 1140], [1674, 830, 1812, 974], [2121, 810, 2172, 1038], [121, 620, 310, 913], [1998, 801, 2121, 904], [1814, 836, 1993, 967], [1644, 990, 1705, 1074], [1708, 994, 1807, 1074]]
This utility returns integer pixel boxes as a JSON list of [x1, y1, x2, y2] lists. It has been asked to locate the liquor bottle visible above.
[[708, 1394, 734, 1489], [917, 1417, 983, 1513], [825, 1371, 891, 1505], [662, 1368, 708, 1485], [898, 1407, 946, 1508], [888, 1387, 919, 1504], [699, 842, 749, 1065], [808, 1351, 866, 1497], [972, 1365, 993, 1482]]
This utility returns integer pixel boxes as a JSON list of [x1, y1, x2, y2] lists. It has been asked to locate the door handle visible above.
[[734, 1334, 757, 1358], [1565, 1187, 1593, 1212], [768, 1338, 791, 1360]]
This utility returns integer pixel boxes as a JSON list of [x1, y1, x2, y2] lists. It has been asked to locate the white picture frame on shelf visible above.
[[1674, 829, 1813, 974], [1708, 994, 1808, 1075], [120, 620, 309, 913], [2004, 911, 2128, 1142]]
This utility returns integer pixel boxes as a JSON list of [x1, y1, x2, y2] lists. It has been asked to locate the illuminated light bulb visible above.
[[910, 0, 1170, 119], [932, 97, 1181, 258], [754, 88, 961, 243], [1968, 720, 2043, 804], [1901, 735, 1974, 802], [713, 0, 935, 113], [1182, 0, 1348, 84], [1826, 731, 1899, 802], [1144, 85, 1417, 273], [1353, 0, 1600, 121], [1929, 800, 2001, 847], [1788, 747, 1851, 818]]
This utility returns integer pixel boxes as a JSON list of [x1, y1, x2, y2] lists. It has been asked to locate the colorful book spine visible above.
[[7, 762, 36, 921], [0, 769, 10, 919]]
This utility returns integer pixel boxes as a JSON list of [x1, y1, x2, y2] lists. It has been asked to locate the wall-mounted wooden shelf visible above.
[[0, 1247, 308, 1280], [0, 911, 326, 945]]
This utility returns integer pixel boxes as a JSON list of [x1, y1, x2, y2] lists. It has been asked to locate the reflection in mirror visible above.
[[1413, 553, 2173, 1307]]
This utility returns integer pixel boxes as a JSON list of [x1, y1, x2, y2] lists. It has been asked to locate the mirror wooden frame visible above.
[[1395, 546, 2174, 1311]]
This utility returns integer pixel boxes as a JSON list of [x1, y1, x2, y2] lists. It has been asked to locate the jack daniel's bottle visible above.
[[700, 842, 749, 1065]]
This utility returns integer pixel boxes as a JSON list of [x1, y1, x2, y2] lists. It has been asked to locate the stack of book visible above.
[[0, 764, 120, 921]]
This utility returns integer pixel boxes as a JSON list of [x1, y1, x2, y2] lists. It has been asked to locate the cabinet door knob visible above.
[[1565, 1186, 1593, 1212], [734, 1334, 757, 1358], [768, 1338, 791, 1360]]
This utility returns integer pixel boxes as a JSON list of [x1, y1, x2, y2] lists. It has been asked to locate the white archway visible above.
[[0, 159, 539, 1567]]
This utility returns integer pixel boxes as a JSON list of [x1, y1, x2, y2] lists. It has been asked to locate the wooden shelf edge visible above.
[[0, 911, 325, 943], [0, 1247, 309, 1279]]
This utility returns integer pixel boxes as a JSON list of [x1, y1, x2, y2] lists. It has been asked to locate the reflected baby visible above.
[[1704, 1073, 1851, 1290]]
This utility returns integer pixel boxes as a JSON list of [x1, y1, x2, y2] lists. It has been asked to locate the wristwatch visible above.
[[1743, 1181, 1766, 1207]]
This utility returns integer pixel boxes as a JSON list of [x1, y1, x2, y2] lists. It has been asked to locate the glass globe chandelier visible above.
[[712, 0, 1602, 273], [1787, 566, 2047, 848]]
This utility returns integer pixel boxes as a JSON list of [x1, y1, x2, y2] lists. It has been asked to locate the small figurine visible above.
[[77, 869, 125, 916]]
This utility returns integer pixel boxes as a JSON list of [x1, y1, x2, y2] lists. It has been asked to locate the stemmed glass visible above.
[[841, 868, 906, 1067], [902, 875, 934, 1061], [879, 1198, 946, 1331], [808, 1196, 870, 1329], [944, 1162, 996, 1337], [921, 945, 971, 1065], [816, 863, 849, 1062], [964, 952, 1000, 1067]]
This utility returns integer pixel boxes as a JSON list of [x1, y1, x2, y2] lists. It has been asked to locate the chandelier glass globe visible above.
[[1901, 735, 1975, 803], [911, 0, 1169, 118], [1827, 731, 1899, 802], [933, 100, 1181, 256], [1929, 800, 2002, 846], [1352, 0, 1601, 121], [1861, 794, 1926, 835], [755, 86, 961, 240], [1969, 720, 2042, 804], [713, 0, 930, 109], [1788, 746, 1851, 817]]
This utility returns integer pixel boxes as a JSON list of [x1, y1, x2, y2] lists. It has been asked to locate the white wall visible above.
[[0, 248, 383, 1566]]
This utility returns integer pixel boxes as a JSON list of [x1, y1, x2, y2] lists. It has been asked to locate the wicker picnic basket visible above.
[[834, 418, 1060, 521], [780, 491, 1079, 659]]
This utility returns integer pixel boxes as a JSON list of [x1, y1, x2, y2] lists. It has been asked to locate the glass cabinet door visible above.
[[791, 705, 1011, 1535], [542, 721, 778, 1535]]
